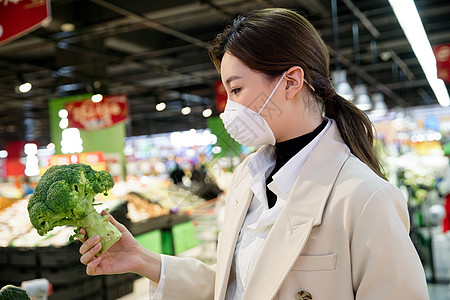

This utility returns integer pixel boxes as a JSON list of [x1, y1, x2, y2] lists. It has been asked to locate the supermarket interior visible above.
[[1, 0, 450, 299]]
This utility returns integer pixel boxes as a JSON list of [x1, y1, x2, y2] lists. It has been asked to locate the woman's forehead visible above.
[[221, 53, 252, 79]]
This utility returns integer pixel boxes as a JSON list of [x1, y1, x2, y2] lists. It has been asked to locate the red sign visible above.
[[0, 0, 51, 46], [434, 44, 450, 83], [64, 95, 129, 130], [215, 81, 227, 113]]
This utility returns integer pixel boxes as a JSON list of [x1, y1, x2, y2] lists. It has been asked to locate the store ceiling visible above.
[[0, 0, 449, 149]]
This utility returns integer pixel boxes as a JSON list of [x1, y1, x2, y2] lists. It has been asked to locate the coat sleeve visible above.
[[351, 184, 429, 300], [161, 255, 216, 300]]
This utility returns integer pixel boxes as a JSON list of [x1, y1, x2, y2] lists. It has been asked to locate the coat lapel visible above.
[[243, 121, 350, 300], [215, 165, 254, 300], [243, 213, 315, 300]]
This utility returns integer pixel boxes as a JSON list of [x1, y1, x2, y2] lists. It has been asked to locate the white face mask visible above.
[[221, 72, 286, 147]]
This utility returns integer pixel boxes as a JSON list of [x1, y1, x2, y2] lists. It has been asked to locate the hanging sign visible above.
[[64, 95, 129, 130], [215, 81, 227, 113], [46, 151, 106, 174], [0, 0, 51, 46], [433, 44, 450, 83]]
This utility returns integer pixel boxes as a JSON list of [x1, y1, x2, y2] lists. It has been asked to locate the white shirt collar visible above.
[[246, 118, 331, 206], [270, 118, 331, 197], [247, 145, 275, 178], [247, 145, 276, 209]]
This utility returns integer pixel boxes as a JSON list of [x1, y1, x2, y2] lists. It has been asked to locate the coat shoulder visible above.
[[334, 154, 405, 210]]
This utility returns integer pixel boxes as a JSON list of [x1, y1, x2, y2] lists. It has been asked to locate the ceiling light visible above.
[[61, 128, 83, 154], [93, 81, 101, 89], [181, 106, 191, 115], [47, 143, 55, 151], [61, 23, 76, 32], [91, 93, 103, 103], [156, 102, 166, 111], [18, 82, 32, 93], [332, 70, 354, 101], [212, 146, 222, 154], [353, 84, 372, 111], [58, 109, 68, 119], [59, 118, 69, 129], [371, 92, 388, 113], [202, 108, 212, 118], [388, 0, 450, 106], [24, 143, 37, 156], [0, 150, 8, 158]]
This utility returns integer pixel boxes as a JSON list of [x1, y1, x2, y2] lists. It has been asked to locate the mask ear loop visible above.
[[257, 71, 287, 115], [303, 79, 315, 92]]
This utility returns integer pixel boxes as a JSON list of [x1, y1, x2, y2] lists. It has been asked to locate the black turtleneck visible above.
[[266, 120, 327, 208]]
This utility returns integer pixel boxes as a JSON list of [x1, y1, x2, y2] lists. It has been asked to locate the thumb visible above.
[[101, 210, 127, 233]]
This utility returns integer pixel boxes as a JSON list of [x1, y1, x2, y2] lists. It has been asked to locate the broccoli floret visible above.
[[0, 285, 30, 300], [27, 163, 121, 254]]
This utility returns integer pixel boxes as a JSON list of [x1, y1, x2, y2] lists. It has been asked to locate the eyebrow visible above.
[[225, 75, 242, 87]]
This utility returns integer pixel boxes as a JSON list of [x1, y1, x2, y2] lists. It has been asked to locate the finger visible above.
[[79, 228, 87, 242], [101, 210, 117, 224], [86, 256, 102, 276], [80, 242, 102, 265], [79, 235, 100, 255], [101, 210, 126, 232]]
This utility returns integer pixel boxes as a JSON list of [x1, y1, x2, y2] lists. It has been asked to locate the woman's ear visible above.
[[284, 66, 305, 100]]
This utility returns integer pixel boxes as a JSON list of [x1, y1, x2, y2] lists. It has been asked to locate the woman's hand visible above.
[[79, 211, 161, 282]]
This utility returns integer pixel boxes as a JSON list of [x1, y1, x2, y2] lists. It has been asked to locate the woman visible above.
[[79, 8, 429, 300]]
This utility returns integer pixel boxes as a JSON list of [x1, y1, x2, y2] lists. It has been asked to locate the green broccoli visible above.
[[27, 163, 122, 254], [0, 285, 30, 300]]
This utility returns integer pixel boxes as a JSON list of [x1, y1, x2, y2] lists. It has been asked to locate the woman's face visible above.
[[221, 52, 286, 133], [220, 52, 322, 143], [221, 52, 282, 112]]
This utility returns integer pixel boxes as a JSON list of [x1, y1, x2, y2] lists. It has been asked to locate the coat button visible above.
[[297, 290, 312, 300]]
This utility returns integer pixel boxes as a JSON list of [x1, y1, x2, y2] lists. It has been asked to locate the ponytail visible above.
[[322, 92, 386, 180]]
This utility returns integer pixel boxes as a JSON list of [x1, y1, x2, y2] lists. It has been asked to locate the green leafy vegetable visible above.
[[27, 163, 121, 254], [0, 285, 30, 300]]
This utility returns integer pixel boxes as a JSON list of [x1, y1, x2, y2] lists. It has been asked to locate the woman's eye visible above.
[[230, 88, 241, 95]]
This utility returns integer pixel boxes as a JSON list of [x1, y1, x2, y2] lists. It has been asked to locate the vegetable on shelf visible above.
[[0, 285, 30, 300], [27, 163, 122, 254]]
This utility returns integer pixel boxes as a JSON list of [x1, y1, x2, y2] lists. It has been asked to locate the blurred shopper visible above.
[[190, 163, 223, 200], [191, 163, 207, 183], [169, 163, 185, 185], [79, 8, 429, 300]]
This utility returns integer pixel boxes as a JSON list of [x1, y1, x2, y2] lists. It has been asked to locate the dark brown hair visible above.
[[209, 8, 386, 179]]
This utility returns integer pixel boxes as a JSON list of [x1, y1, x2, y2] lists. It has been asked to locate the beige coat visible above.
[[162, 121, 429, 300]]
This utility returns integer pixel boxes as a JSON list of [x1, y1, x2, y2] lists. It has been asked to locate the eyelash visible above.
[[230, 88, 241, 95]]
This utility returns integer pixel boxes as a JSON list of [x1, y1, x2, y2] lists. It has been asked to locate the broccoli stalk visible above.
[[27, 163, 122, 254], [71, 211, 121, 253]]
